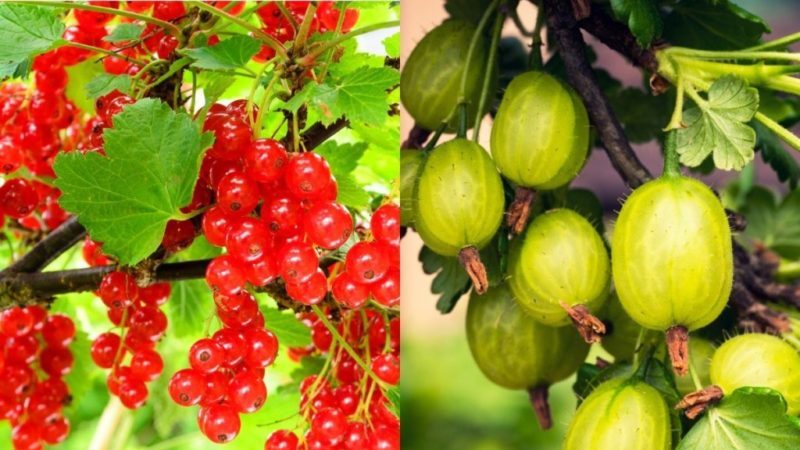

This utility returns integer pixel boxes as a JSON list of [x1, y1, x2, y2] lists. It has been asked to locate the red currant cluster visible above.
[[254, 2, 359, 62], [0, 306, 76, 450], [168, 291, 279, 443], [267, 310, 400, 449], [331, 203, 401, 309], [89, 271, 169, 409]]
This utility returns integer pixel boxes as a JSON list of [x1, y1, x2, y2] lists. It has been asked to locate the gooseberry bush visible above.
[[0, 1, 399, 449], [402, 0, 800, 448]]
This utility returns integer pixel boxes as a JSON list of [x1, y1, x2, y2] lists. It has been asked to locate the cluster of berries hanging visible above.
[[268, 310, 400, 449], [0, 307, 76, 450]]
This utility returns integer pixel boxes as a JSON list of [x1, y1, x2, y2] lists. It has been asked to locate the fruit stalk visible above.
[[459, 247, 489, 295], [666, 325, 690, 376], [527, 386, 552, 430], [506, 188, 537, 235]]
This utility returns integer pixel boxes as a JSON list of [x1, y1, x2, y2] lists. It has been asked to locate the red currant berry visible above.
[[244, 254, 278, 287], [138, 282, 171, 306], [0, 178, 38, 218], [41, 416, 70, 445], [131, 349, 164, 381], [189, 338, 225, 372], [305, 202, 353, 249], [278, 242, 318, 284], [153, 1, 186, 21], [371, 266, 400, 307], [11, 421, 42, 450], [311, 407, 347, 443], [169, 368, 205, 406], [225, 217, 272, 263], [228, 370, 267, 413], [162, 219, 196, 253], [41, 347, 74, 377], [98, 271, 138, 309], [201, 371, 228, 406], [91, 332, 121, 369], [284, 153, 332, 199], [119, 376, 148, 409], [311, 321, 333, 352], [205, 255, 246, 296], [245, 139, 288, 183], [371, 353, 400, 385], [345, 242, 390, 284], [331, 272, 370, 309], [198, 404, 240, 444], [242, 328, 279, 369], [213, 328, 246, 365], [265, 429, 299, 450], [217, 171, 260, 215], [0, 307, 34, 337], [371, 203, 400, 245], [261, 194, 301, 235], [202, 205, 235, 247], [41, 314, 75, 347]]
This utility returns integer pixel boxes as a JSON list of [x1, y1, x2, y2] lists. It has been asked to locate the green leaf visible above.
[[755, 122, 800, 189], [676, 76, 759, 171], [0, 3, 64, 79], [607, 86, 671, 144], [103, 23, 144, 43], [168, 279, 214, 338], [288, 67, 398, 126], [419, 246, 470, 314], [383, 33, 399, 58], [739, 187, 800, 259], [85, 73, 133, 99], [53, 99, 214, 265], [63, 331, 95, 407], [573, 362, 633, 404], [610, 0, 663, 47], [336, 174, 372, 209], [678, 387, 800, 450], [183, 35, 261, 71], [261, 307, 312, 348], [663, 0, 769, 50], [386, 387, 400, 416], [64, 59, 106, 112], [314, 141, 372, 208]]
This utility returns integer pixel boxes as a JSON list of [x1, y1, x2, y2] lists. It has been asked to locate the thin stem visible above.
[[666, 47, 800, 63], [666, 73, 685, 130], [662, 129, 681, 177], [247, 63, 271, 134], [310, 304, 386, 388], [688, 358, 704, 391], [254, 70, 283, 138], [274, 2, 298, 31], [189, 0, 288, 59], [143, 58, 192, 91], [632, 327, 646, 368], [744, 31, 800, 51], [318, 2, 349, 83], [293, 3, 318, 50], [754, 111, 800, 152], [65, 42, 146, 66], [472, 4, 505, 141], [456, 103, 468, 139], [24, 1, 181, 36], [459, 0, 500, 104], [529, 5, 546, 70], [422, 124, 446, 152], [300, 20, 401, 64]]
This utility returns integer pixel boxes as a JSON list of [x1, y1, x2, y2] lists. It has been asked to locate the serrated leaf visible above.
[[315, 141, 368, 174], [336, 174, 371, 209], [103, 23, 144, 43], [608, 86, 671, 144], [664, 0, 769, 50], [183, 35, 260, 71], [610, 0, 663, 47], [261, 307, 312, 348], [0, 3, 64, 79], [755, 122, 800, 189], [419, 246, 470, 314], [678, 387, 800, 450], [53, 99, 214, 264], [677, 76, 759, 171], [288, 67, 398, 126], [85, 73, 133, 99], [383, 33, 399, 58], [739, 187, 800, 259]]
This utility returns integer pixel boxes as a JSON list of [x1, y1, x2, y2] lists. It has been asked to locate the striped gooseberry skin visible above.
[[710, 333, 800, 415], [466, 284, 589, 390], [413, 138, 504, 257], [490, 71, 589, 190], [612, 175, 733, 331], [563, 377, 672, 450], [400, 20, 492, 131], [507, 208, 610, 326], [399, 149, 424, 227]]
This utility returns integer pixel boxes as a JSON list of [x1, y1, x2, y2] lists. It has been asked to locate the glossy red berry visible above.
[[98, 271, 138, 309], [131, 349, 164, 381], [371, 353, 400, 385], [202, 205, 235, 247], [217, 172, 260, 215], [331, 273, 370, 309], [162, 220, 196, 252], [311, 407, 347, 443], [206, 255, 246, 296], [265, 429, 299, 450], [11, 421, 42, 450], [305, 202, 353, 249], [345, 242, 390, 284], [278, 242, 318, 284], [228, 370, 267, 413], [138, 282, 171, 306], [284, 153, 332, 199], [199, 404, 240, 443], [311, 321, 333, 352], [201, 371, 228, 406], [0, 178, 38, 218], [41, 314, 75, 347], [371, 266, 400, 307], [190, 338, 225, 373], [242, 328, 279, 369], [244, 253, 278, 287], [169, 368, 205, 406], [40, 347, 73, 377], [262, 194, 301, 235], [286, 269, 328, 305], [41, 416, 70, 445], [371, 203, 400, 245], [1, 307, 34, 337], [119, 377, 148, 409], [225, 217, 272, 263], [213, 328, 246, 365], [91, 332, 121, 369], [245, 139, 288, 183]]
